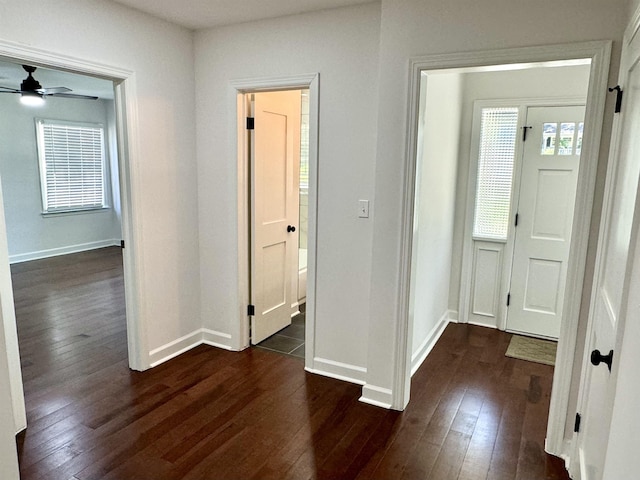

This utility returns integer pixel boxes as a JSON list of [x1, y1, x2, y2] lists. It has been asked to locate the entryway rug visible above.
[[505, 335, 557, 366]]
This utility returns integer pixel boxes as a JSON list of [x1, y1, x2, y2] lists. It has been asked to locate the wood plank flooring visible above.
[[14, 247, 569, 479]]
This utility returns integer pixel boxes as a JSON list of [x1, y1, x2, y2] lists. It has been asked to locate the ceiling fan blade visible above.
[[46, 92, 99, 100], [0, 86, 20, 93], [41, 87, 72, 95]]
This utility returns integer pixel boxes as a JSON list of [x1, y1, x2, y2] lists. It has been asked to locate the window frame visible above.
[[35, 118, 110, 215]]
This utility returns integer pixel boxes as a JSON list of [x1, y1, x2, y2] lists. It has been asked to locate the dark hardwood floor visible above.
[[14, 247, 569, 479]]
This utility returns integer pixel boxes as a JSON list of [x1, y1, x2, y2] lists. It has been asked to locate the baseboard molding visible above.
[[306, 357, 366, 385], [359, 384, 393, 409], [410, 310, 452, 376], [202, 328, 233, 351], [448, 310, 459, 323], [9, 239, 121, 264], [149, 328, 234, 367]]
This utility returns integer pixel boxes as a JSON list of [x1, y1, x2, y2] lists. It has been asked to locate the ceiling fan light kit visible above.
[[0, 65, 99, 106]]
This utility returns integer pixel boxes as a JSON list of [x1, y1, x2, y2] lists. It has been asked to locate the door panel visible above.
[[507, 105, 585, 339], [576, 33, 640, 479], [251, 90, 301, 345]]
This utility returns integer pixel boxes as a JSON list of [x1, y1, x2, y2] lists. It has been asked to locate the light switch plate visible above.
[[358, 200, 369, 218]]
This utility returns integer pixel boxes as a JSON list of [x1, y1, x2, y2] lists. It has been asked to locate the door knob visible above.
[[590, 349, 613, 372], [287, 225, 296, 233]]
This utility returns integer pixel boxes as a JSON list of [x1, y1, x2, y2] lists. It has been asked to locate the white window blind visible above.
[[473, 107, 518, 240], [36, 120, 106, 213]]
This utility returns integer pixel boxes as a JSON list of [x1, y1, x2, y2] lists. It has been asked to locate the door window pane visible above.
[[576, 122, 584, 155], [541, 123, 557, 155], [559, 122, 575, 155]]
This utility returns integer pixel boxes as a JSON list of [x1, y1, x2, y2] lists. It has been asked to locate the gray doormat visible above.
[[505, 334, 557, 366]]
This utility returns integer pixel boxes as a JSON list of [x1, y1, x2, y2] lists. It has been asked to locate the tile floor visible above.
[[254, 305, 305, 359]]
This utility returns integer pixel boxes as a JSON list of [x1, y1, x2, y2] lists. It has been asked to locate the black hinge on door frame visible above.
[[515, 213, 519, 227], [246, 117, 255, 130], [522, 125, 532, 141], [507, 293, 511, 307], [609, 85, 623, 113], [120, 240, 125, 249], [574, 412, 582, 433], [247, 304, 255, 316]]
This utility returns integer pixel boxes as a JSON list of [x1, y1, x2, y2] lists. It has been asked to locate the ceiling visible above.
[[0, 61, 114, 100], [109, 0, 373, 30]]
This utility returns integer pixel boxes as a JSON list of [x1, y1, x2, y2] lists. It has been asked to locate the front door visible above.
[[574, 28, 640, 480], [507, 105, 585, 339], [250, 90, 301, 344]]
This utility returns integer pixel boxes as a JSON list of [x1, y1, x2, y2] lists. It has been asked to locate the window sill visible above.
[[42, 207, 111, 218]]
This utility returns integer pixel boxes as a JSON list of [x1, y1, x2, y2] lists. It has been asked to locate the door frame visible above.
[[232, 73, 319, 370], [0, 39, 148, 432], [460, 97, 586, 336], [395, 42, 611, 460]]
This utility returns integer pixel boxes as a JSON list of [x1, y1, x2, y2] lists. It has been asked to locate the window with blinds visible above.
[[473, 107, 518, 240], [36, 120, 107, 213]]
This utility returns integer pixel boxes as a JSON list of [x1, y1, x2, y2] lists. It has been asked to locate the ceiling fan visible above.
[[0, 65, 99, 105]]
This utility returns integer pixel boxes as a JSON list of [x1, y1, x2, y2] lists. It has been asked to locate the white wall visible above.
[[0, 0, 198, 456], [410, 72, 461, 371], [194, 3, 381, 374], [366, 0, 627, 404], [0, 96, 122, 262]]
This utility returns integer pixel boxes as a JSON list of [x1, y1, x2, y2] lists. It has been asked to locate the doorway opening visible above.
[[233, 74, 319, 370], [399, 42, 611, 462], [0, 45, 142, 435]]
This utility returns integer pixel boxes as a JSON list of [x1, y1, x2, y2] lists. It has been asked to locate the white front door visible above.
[[250, 90, 301, 345], [574, 29, 640, 480], [507, 105, 585, 339]]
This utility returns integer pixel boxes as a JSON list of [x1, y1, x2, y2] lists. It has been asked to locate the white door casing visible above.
[[250, 90, 301, 345], [572, 27, 640, 480], [507, 105, 585, 339]]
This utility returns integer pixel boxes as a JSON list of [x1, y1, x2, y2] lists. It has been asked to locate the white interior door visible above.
[[250, 90, 301, 345], [574, 30, 640, 480], [507, 105, 585, 339]]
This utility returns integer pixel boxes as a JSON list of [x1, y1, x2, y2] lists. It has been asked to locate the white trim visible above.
[[149, 329, 203, 367], [233, 73, 320, 374], [9, 239, 120, 264], [359, 384, 393, 409], [0, 39, 148, 433], [149, 328, 234, 367], [395, 42, 612, 452], [306, 357, 366, 385], [410, 310, 451, 376], [202, 328, 234, 350]]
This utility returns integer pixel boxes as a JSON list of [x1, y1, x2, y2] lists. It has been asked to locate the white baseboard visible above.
[[306, 357, 366, 385], [448, 310, 459, 323], [202, 328, 233, 351], [410, 310, 452, 376], [9, 239, 121, 264], [149, 328, 234, 367], [359, 384, 393, 409]]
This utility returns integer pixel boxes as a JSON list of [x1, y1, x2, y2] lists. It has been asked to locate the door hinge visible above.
[[507, 293, 511, 307], [574, 412, 582, 433], [609, 85, 623, 113], [522, 126, 532, 141], [515, 213, 519, 227], [246, 117, 255, 130], [120, 240, 125, 249], [247, 304, 255, 316]]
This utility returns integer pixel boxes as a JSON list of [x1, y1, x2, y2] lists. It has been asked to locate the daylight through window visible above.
[[473, 107, 518, 240], [36, 119, 107, 213]]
